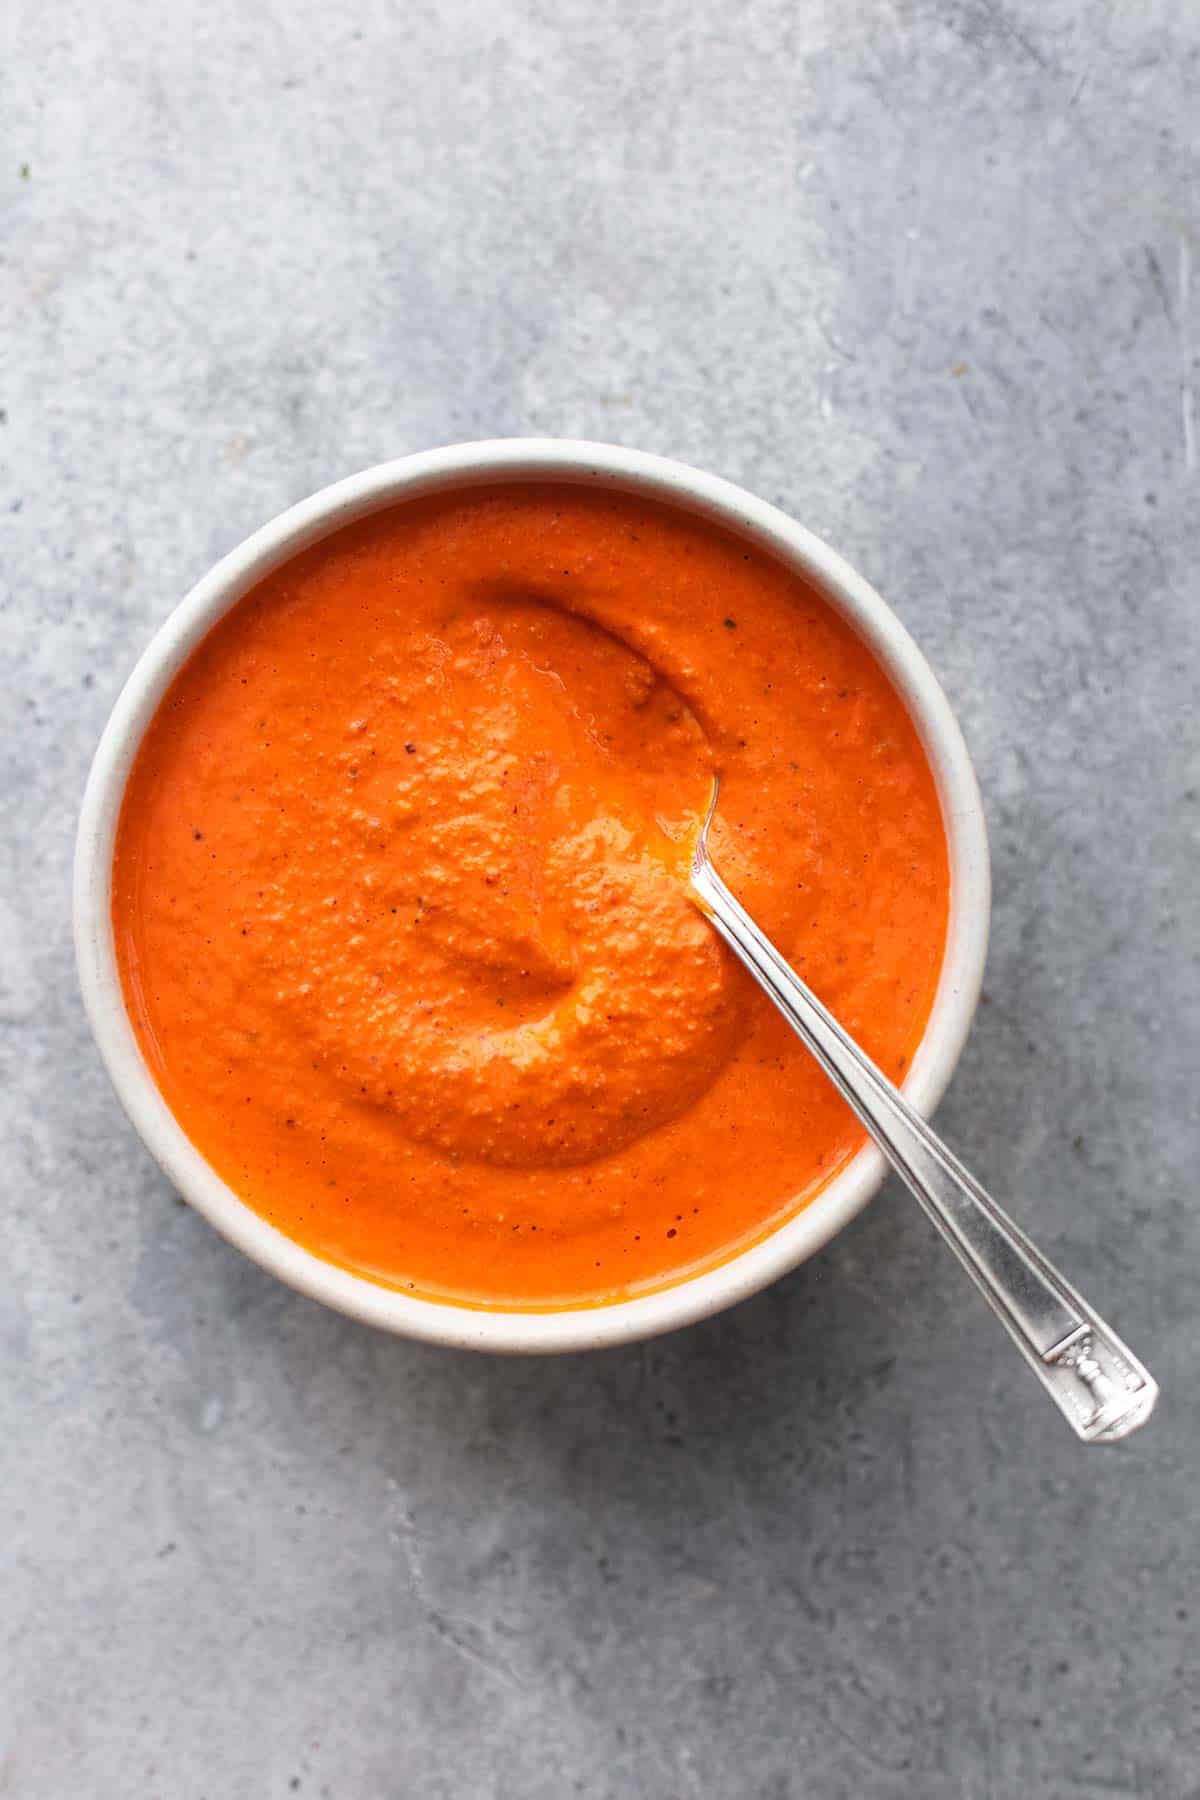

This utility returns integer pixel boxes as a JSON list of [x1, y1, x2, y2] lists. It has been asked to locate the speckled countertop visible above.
[[3, 1, 1198, 1795]]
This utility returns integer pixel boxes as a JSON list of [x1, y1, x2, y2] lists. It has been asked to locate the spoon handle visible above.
[[691, 849, 1157, 1444]]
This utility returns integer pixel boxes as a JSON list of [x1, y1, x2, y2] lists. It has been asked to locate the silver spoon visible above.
[[689, 782, 1157, 1444]]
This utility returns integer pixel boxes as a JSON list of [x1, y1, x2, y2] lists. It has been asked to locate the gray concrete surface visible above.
[[3, 1, 1198, 1794]]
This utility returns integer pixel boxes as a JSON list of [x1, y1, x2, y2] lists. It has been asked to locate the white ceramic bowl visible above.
[[75, 439, 990, 1352]]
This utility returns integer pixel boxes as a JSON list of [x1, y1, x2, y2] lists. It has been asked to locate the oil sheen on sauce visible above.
[[113, 485, 950, 1307]]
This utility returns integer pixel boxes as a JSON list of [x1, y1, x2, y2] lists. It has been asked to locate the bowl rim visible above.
[[74, 438, 990, 1353]]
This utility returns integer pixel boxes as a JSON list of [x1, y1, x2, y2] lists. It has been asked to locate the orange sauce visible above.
[[113, 485, 949, 1306]]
